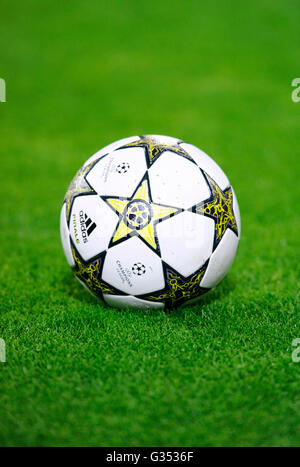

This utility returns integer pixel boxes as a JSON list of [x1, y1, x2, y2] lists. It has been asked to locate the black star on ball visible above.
[[120, 135, 195, 167], [139, 261, 209, 308], [190, 170, 238, 250]]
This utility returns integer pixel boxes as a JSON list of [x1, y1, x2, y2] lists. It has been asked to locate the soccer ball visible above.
[[60, 135, 241, 310]]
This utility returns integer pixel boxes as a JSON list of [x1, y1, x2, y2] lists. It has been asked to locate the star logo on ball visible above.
[[102, 175, 182, 252], [132, 262, 146, 275], [64, 159, 98, 222], [120, 135, 195, 167], [124, 199, 152, 230], [140, 261, 209, 308], [191, 170, 238, 249]]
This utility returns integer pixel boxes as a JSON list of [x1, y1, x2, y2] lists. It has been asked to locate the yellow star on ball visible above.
[[103, 177, 181, 251]]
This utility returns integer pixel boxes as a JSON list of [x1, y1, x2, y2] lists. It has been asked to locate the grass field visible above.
[[1, 0, 300, 447]]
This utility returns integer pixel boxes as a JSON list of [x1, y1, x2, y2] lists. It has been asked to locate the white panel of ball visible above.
[[86, 147, 147, 197], [103, 294, 164, 310], [102, 236, 165, 295], [69, 194, 119, 261], [156, 211, 215, 277], [180, 142, 230, 190], [83, 135, 140, 168], [148, 151, 210, 208]]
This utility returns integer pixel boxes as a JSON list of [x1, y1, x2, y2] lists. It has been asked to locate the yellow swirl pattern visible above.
[[197, 172, 238, 244], [146, 266, 207, 308], [64, 160, 97, 219], [121, 136, 194, 166], [72, 248, 115, 296]]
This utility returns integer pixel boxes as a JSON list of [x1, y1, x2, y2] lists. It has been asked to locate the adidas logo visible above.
[[79, 210, 96, 243]]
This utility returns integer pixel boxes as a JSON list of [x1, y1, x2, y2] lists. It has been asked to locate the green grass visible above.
[[1, 0, 300, 446]]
